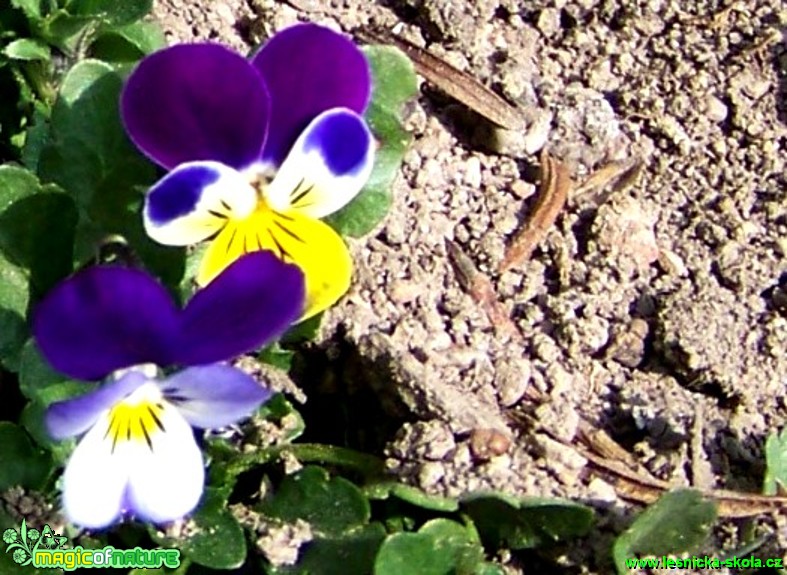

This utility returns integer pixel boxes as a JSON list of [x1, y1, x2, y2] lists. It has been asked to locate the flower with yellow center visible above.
[[121, 25, 375, 319]]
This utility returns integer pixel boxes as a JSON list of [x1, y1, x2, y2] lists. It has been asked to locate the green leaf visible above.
[[41, 10, 96, 54], [365, 46, 419, 110], [612, 489, 716, 574], [22, 108, 51, 172], [258, 466, 370, 537], [19, 339, 69, 397], [38, 59, 181, 286], [39, 59, 155, 205], [0, 422, 54, 490], [460, 492, 594, 550], [10, 0, 42, 19], [88, 20, 165, 61], [374, 519, 484, 575], [325, 46, 416, 237], [4, 38, 50, 61], [18, 340, 88, 461], [0, 192, 77, 298], [0, 167, 77, 299], [258, 342, 295, 371], [764, 428, 787, 496], [0, 169, 37, 367], [66, 0, 153, 26], [153, 487, 246, 570], [272, 523, 387, 575]]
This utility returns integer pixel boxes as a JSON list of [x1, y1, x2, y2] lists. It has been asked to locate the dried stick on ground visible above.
[[446, 240, 521, 342], [355, 27, 524, 130], [499, 150, 572, 272]]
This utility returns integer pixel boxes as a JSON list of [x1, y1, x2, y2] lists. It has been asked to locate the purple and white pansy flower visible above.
[[34, 251, 305, 528], [121, 24, 375, 320]]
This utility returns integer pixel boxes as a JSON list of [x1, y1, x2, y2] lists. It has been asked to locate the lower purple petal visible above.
[[46, 370, 148, 440], [158, 364, 272, 428], [251, 24, 371, 166], [173, 251, 305, 366], [33, 267, 180, 380]]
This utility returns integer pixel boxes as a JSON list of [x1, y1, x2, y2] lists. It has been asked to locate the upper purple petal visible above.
[[121, 43, 270, 170], [33, 266, 180, 381], [46, 370, 148, 439], [158, 364, 272, 428], [251, 24, 371, 166], [172, 251, 305, 366]]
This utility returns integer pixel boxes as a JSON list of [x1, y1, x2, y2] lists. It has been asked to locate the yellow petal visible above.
[[197, 208, 351, 320]]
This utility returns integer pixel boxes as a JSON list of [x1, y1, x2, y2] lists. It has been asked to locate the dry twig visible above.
[[355, 27, 524, 130], [571, 157, 643, 201], [499, 150, 572, 272], [446, 240, 520, 341], [573, 419, 787, 518]]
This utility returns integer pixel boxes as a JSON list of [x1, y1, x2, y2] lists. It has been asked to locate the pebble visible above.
[[705, 95, 728, 123]]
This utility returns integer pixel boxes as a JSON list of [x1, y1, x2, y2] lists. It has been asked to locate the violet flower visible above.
[[121, 24, 375, 320], [34, 252, 304, 528]]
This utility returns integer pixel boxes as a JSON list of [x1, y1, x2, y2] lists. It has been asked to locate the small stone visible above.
[[536, 8, 561, 38], [593, 197, 660, 271], [469, 428, 512, 461], [464, 156, 483, 188], [497, 358, 532, 407], [705, 95, 728, 123], [605, 318, 649, 368], [658, 248, 689, 277], [523, 109, 553, 155], [418, 461, 446, 488], [214, 3, 235, 25], [586, 477, 618, 504], [510, 179, 536, 199], [537, 434, 587, 470]]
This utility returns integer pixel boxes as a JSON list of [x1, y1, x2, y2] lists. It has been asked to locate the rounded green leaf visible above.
[[374, 519, 484, 575], [460, 493, 594, 550], [258, 466, 369, 537], [325, 45, 416, 237], [273, 523, 387, 575], [612, 489, 716, 574], [0, 422, 54, 491], [3, 38, 50, 61]]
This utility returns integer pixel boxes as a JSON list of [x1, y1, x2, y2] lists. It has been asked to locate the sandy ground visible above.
[[152, 0, 787, 572]]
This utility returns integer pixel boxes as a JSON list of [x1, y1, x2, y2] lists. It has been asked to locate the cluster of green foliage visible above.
[[1, 1, 786, 574]]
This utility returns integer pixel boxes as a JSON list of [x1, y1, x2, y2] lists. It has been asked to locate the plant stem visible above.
[[223, 443, 386, 480]]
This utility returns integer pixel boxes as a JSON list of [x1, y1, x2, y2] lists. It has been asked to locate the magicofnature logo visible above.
[[3, 518, 67, 566], [3, 518, 180, 570]]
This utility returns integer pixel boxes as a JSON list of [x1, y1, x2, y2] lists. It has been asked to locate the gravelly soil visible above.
[[153, 0, 787, 572]]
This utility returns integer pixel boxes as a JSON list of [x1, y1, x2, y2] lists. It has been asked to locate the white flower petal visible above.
[[143, 161, 258, 246], [61, 411, 130, 528], [263, 108, 374, 219], [126, 401, 205, 524]]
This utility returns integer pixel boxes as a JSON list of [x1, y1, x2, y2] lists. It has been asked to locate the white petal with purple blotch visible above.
[[262, 107, 374, 219], [157, 364, 272, 429], [144, 161, 257, 246]]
